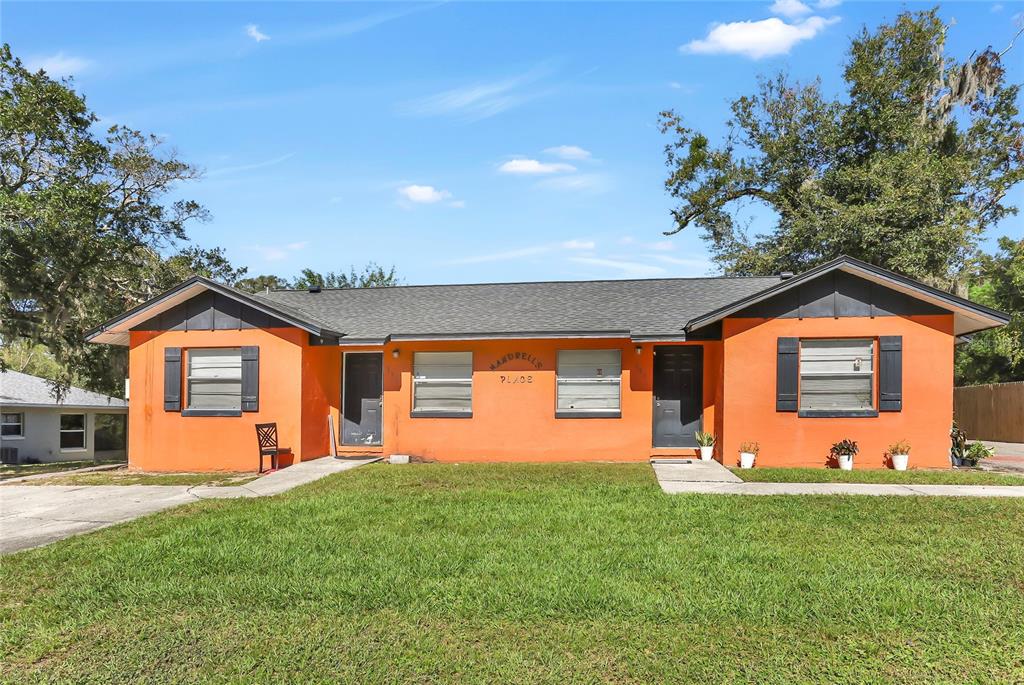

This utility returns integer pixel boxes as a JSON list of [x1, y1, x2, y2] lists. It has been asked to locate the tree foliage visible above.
[[0, 44, 212, 396], [289, 263, 400, 290], [956, 237, 1024, 384], [661, 9, 1023, 288]]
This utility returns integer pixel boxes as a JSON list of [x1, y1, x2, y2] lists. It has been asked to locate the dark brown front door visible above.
[[342, 353, 382, 445], [653, 346, 703, 448]]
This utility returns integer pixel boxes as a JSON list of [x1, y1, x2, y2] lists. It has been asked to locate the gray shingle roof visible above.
[[0, 371, 127, 409], [254, 276, 781, 341]]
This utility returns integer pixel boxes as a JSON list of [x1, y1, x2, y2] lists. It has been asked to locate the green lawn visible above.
[[731, 467, 1024, 485], [3, 463, 1024, 683], [0, 459, 125, 482], [13, 468, 259, 487]]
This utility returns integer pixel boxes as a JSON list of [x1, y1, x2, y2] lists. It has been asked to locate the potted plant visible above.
[[830, 439, 858, 471], [888, 440, 911, 471], [695, 431, 715, 461], [738, 441, 758, 469], [950, 423, 968, 466], [961, 442, 994, 467]]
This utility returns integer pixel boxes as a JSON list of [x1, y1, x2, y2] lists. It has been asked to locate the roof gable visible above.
[[85, 277, 339, 346], [687, 256, 1009, 336]]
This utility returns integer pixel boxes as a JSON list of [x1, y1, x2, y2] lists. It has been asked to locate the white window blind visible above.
[[557, 350, 621, 415], [800, 339, 874, 411], [187, 348, 242, 410], [1, 413, 23, 437], [413, 352, 472, 414]]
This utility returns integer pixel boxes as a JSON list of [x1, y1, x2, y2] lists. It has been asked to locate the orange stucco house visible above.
[[87, 256, 1007, 472]]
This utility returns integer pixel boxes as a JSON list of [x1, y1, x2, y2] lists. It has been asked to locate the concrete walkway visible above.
[[651, 458, 742, 483], [656, 474, 1024, 497], [0, 457, 378, 554]]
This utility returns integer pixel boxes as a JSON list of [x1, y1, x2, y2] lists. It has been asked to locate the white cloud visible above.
[[397, 184, 452, 204], [25, 52, 92, 78], [816, 0, 842, 8], [536, 173, 610, 193], [449, 245, 552, 265], [450, 239, 594, 265], [399, 69, 549, 121], [544, 145, 591, 161], [246, 24, 270, 42], [498, 159, 576, 175], [448, 200, 466, 209], [991, 3, 1003, 12], [681, 15, 840, 59], [247, 241, 308, 262], [649, 254, 717, 274], [569, 257, 667, 278], [771, 0, 812, 18], [207, 153, 294, 177]]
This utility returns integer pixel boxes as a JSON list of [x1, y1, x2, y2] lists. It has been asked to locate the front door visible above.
[[653, 346, 702, 448], [342, 353, 383, 445]]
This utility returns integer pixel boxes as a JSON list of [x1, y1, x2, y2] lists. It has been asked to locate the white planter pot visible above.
[[699, 446, 714, 461], [740, 452, 756, 469], [891, 453, 909, 471], [838, 454, 854, 471]]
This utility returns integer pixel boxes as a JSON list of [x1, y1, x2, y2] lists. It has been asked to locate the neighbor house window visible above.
[[556, 350, 622, 417], [412, 352, 473, 416], [187, 348, 242, 411], [59, 414, 86, 450], [799, 339, 874, 412], [1, 413, 24, 437]]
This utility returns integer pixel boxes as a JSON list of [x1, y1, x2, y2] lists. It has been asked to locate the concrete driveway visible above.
[[0, 456, 377, 554], [1, 484, 196, 554]]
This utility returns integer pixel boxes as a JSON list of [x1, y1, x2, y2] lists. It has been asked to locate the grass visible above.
[[731, 467, 1024, 485], [2, 462, 1024, 683], [0, 459, 125, 482], [12, 467, 260, 487]]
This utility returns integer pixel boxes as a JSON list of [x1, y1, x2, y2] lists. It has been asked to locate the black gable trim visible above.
[[730, 271, 947, 319], [132, 290, 295, 332]]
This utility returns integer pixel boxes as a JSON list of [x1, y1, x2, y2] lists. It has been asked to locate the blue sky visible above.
[[5, 1, 1023, 285]]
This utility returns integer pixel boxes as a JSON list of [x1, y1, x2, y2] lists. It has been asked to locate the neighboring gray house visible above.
[[0, 371, 127, 464]]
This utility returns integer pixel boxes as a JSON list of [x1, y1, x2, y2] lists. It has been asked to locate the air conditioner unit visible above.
[[0, 447, 19, 464]]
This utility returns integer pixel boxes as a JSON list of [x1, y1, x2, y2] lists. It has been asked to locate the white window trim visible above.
[[59, 412, 88, 452], [412, 352, 473, 417], [1, 412, 25, 439], [556, 349, 622, 418]]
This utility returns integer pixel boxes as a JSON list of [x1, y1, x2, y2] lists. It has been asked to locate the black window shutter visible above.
[[879, 336, 902, 412], [241, 346, 259, 412], [164, 347, 182, 412], [776, 337, 799, 412]]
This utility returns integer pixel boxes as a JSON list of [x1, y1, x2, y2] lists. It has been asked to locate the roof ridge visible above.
[[264, 274, 780, 294]]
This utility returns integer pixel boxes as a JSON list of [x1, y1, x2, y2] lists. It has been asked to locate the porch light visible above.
[[635, 345, 643, 355], [392, 349, 400, 359]]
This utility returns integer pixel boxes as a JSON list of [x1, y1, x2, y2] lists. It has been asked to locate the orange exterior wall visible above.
[[380, 339, 718, 463], [127, 313, 955, 471], [721, 314, 954, 469], [128, 328, 341, 472]]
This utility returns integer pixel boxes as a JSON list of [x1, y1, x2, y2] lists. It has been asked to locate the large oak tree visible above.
[[661, 10, 1024, 290]]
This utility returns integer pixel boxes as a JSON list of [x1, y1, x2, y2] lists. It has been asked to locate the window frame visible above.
[[59, 413, 88, 452], [183, 347, 243, 417], [411, 351, 474, 418], [555, 349, 623, 419], [1, 412, 24, 439], [797, 337, 878, 418]]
